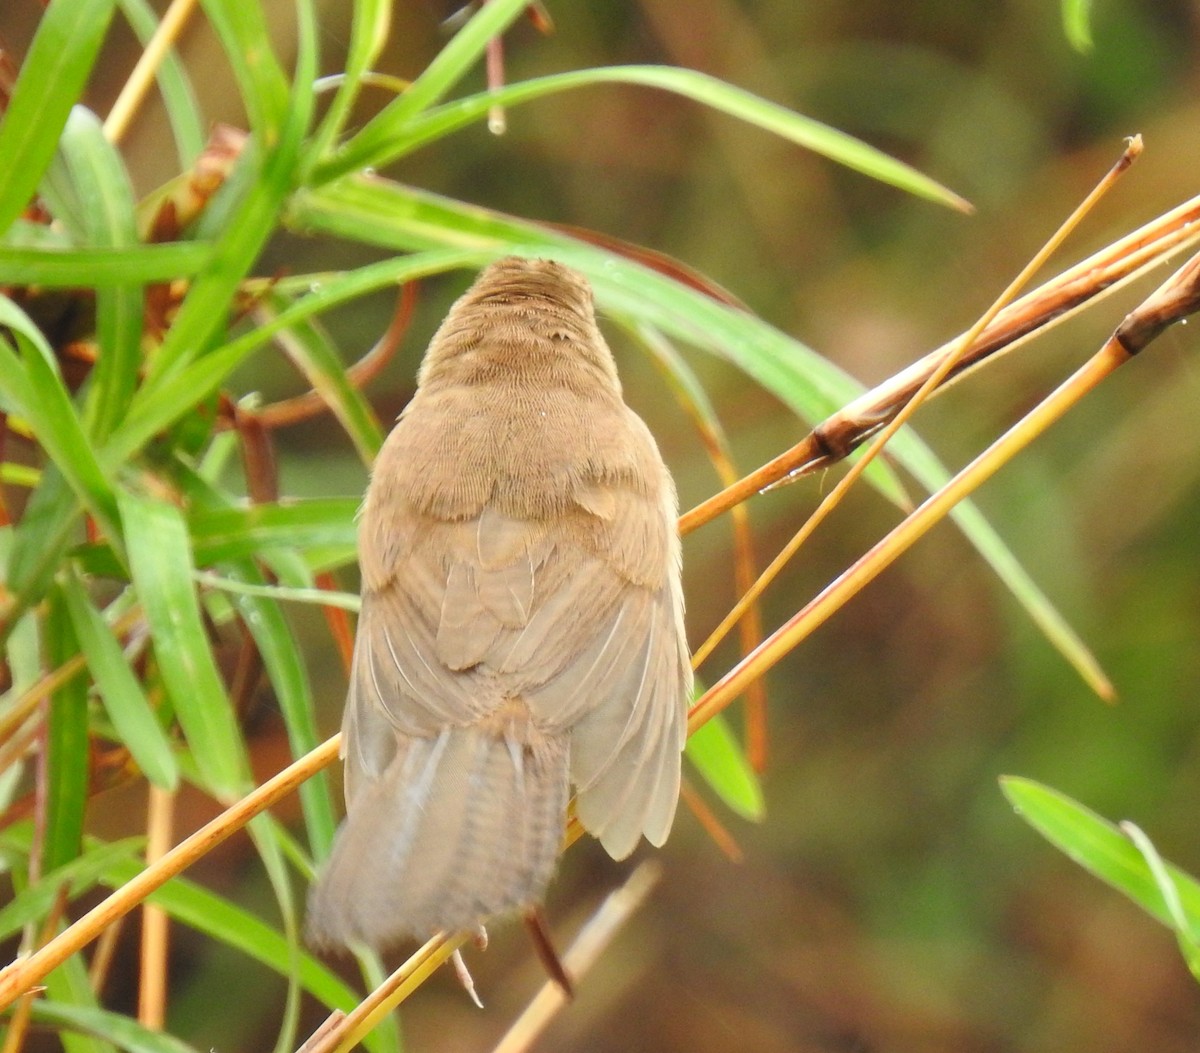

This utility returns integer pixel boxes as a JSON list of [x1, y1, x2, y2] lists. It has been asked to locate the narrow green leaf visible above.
[[30, 1002, 202, 1053], [118, 489, 249, 799], [686, 712, 765, 822], [61, 570, 179, 790], [116, 0, 206, 166], [1122, 821, 1200, 981], [229, 571, 339, 859], [0, 218, 75, 250], [338, 66, 970, 211], [0, 0, 116, 233], [44, 951, 116, 1053], [189, 499, 360, 566], [315, 0, 531, 183], [56, 107, 144, 442], [196, 571, 360, 611], [4, 467, 83, 633], [1001, 777, 1200, 937], [141, 2, 316, 389], [303, 0, 392, 171], [0, 838, 144, 941], [0, 242, 211, 285], [2, 822, 380, 1045], [258, 290, 385, 462], [111, 250, 478, 465], [172, 469, 341, 859], [245, 811, 303, 1053], [140, 871, 378, 1044], [0, 297, 120, 540], [1062, 0, 1095, 52], [43, 592, 89, 871], [199, 0, 291, 136]]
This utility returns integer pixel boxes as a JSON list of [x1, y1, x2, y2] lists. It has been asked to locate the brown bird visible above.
[[307, 256, 691, 952]]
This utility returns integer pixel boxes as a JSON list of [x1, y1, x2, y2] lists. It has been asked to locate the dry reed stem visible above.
[[137, 785, 175, 1029], [490, 862, 662, 1053], [104, 0, 200, 143]]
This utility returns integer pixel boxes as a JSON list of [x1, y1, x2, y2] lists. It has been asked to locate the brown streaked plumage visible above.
[[307, 257, 691, 952]]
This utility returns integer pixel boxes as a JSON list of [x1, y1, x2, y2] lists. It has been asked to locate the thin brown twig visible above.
[[237, 282, 416, 435], [87, 914, 125, 998], [678, 779, 743, 863]]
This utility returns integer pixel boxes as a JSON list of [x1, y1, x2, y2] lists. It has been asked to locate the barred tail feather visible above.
[[308, 722, 569, 950]]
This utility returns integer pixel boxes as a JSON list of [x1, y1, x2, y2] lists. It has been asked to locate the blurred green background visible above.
[[8, 0, 1200, 1049]]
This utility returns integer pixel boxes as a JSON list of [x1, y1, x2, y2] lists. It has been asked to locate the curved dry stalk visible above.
[[681, 181, 1200, 536], [243, 282, 417, 434]]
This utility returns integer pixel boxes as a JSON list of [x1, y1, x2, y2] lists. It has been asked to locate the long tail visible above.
[[307, 722, 569, 951]]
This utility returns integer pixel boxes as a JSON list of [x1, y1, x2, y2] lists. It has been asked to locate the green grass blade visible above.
[[0, 297, 120, 540], [0, 824, 379, 1048], [111, 250, 478, 465], [195, 572, 360, 611], [245, 813, 302, 1053], [1121, 821, 1200, 981], [30, 1002, 202, 1053], [43, 593, 90, 872], [199, 0, 291, 136], [1062, 0, 1095, 52], [0, 242, 210, 285], [56, 107, 144, 442], [4, 467, 83, 630], [303, 0, 392, 171], [313, 0, 531, 183], [257, 290, 385, 462], [350, 65, 970, 211], [229, 571, 339, 858], [1001, 777, 1200, 938], [142, 3, 316, 387], [189, 499, 359, 565], [686, 712, 765, 822], [0, 0, 116, 233], [44, 952, 115, 1053], [61, 570, 179, 790], [0, 838, 145, 941], [173, 466, 338, 858], [118, 489, 250, 799]]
